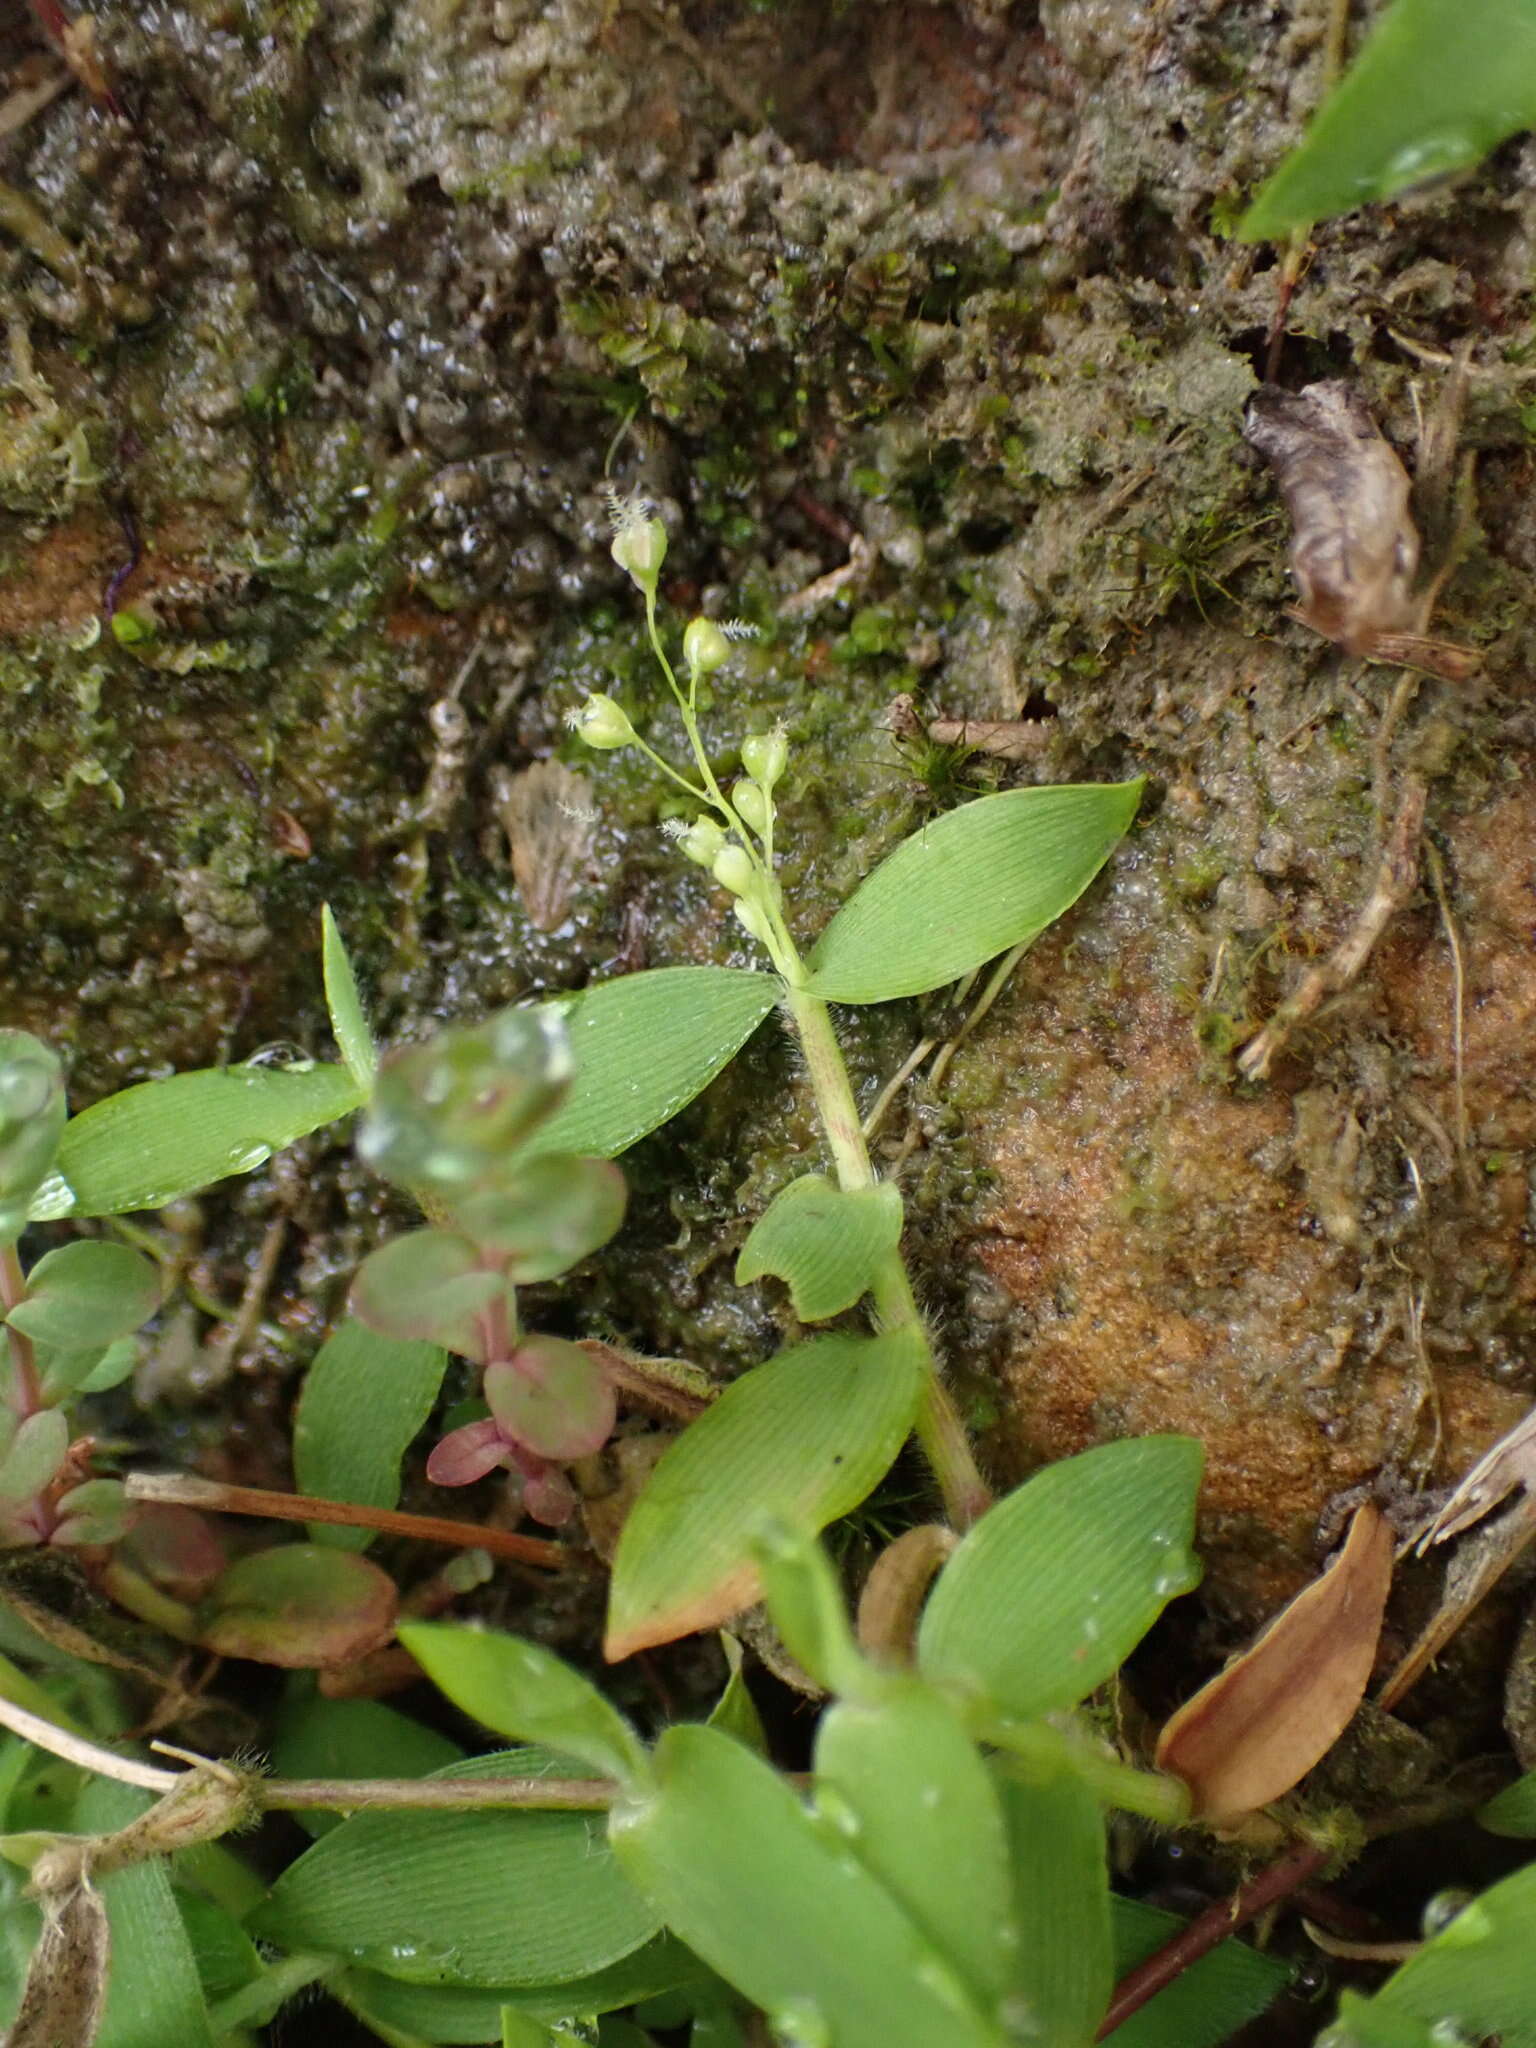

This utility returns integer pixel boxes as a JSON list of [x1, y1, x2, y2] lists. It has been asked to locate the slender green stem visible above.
[[208, 1955, 339, 2035], [786, 983, 990, 1529], [986, 1717, 1192, 1826]]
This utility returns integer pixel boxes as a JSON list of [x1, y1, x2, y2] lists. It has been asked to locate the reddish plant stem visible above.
[[123, 1472, 575, 1571], [1097, 1845, 1329, 2040], [0, 1244, 42, 1416]]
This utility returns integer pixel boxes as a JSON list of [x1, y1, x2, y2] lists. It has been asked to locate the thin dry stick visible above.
[[1239, 772, 1427, 1080], [122, 1472, 573, 1571], [1423, 841, 1471, 1184], [0, 1690, 617, 1813]]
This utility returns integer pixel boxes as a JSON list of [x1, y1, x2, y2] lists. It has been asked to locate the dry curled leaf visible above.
[[1156, 1502, 1392, 1821], [6, 1877, 110, 2048], [1244, 382, 1476, 682], [855, 1523, 957, 1665], [493, 759, 595, 932]]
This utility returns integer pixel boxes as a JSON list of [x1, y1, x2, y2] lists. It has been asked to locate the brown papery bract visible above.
[[1156, 1502, 1392, 1822]]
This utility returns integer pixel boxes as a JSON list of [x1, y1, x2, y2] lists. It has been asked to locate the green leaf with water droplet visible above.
[[322, 906, 378, 1094], [736, 1175, 903, 1321], [611, 1723, 1003, 2048], [918, 1437, 1204, 1720], [402, 1622, 648, 1786], [605, 1329, 926, 1661], [1240, 0, 1536, 239], [1336, 1861, 1536, 2048], [804, 782, 1141, 1004], [814, 1678, 1018, 2014], [292, 1316, 448, 1551], [520, 969, 781, 1161], [250, 1750, 658, 1987], [27, 1062, 364, 1221], [335, 1937, 703, 2041]]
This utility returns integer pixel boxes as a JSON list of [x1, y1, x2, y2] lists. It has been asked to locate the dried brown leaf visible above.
[[6, 1879, 110, 2048], [1244, 381, 1478, 680], [855, 1523, 957, 1666], [1156, 1502, 1392, 1821], [494, 760, 595, 932]]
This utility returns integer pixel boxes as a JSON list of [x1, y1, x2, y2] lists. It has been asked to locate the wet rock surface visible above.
[[4, 0, 1536, 1746]]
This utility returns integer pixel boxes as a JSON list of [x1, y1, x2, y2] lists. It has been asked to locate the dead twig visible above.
[[1239, 772, 1427, 1080], [123, 1472, 577, 1571]]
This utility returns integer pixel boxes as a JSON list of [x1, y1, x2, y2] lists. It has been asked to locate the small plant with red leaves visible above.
[[349, 1006, 626, 1526]]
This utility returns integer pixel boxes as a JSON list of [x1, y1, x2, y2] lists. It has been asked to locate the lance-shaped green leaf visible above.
[[350, 1229, 503, 1358], [736, 1175, 903, 1321], [1240, 0, 1536, 241], [1332, 1862, 1536, 2047], [79, 1779, 215, 2048], [1479, 1770, 1536, 1836], [28, 1062, 363, 1221], [752, 1520, 873, 1701], [997, 1763, 1111, 2047], [918, 1437, 1204, 1719], [605, 1328, 926, 1662], [4, 1242, 159, 1357], [292, 1317, 448, 1551], [251, 1750, 658, 1987], [402, 1623, 648, 1785], [322, 906, 378, 1094], [196, 1544, 398, 1668], [814, 1678, 1017, 2011], [611, 1724, 1000, 2048], [1109, 1897, 1288, 2048], [521, 969, 781, 1161], [336, 1937, 702, 2042], [805, 781, 1141, 1004]]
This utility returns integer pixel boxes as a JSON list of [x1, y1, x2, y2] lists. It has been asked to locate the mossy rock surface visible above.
[[4, 0, 1536, 1758]]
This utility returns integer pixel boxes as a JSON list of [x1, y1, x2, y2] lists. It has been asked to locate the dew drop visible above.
[[920, 1784, 942, 1811], [1421, 1888, 1476, 1939], [1381, 132, 1485, 191], [1428, 2019, 1477, 2048], [815, 1787, 862, 1841], [1432, 1896, 1492, 1947], [770, 1995, 830, 2047]]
